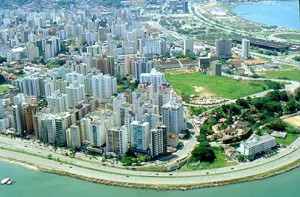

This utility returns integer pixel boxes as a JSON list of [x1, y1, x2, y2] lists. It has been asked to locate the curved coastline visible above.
[[0, 151, 299, 190], [231, 0, 300, 30]]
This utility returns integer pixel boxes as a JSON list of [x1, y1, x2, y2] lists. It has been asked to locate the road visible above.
[[0, 135, 299, 189]]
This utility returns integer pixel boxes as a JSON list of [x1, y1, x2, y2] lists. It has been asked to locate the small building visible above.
[[224, 127, 238, 136], [270, 131, 287, 139], [239, 134, 276, 159], [234, 121, 249, 130], [167, 133, 179, 148]]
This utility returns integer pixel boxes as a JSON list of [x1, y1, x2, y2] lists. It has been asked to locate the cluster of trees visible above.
[[196, 89, 300, 149], [193, 118, 217, 163], [0, 56, 7, 64], [189, 107, 210, 116], [0, 74, 6, 84], [264, 81, 284, 90], [175, 53, 197, 61], [191, 144, 216, 163], [121, 147, 152, 166], [292, 56, 300, 62], [46, 59, 66, 68], [258, 49, 278, 56]]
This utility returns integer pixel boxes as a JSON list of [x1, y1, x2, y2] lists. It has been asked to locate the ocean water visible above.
[[233, 0, 300, 30], [0, 161, 300, 197]]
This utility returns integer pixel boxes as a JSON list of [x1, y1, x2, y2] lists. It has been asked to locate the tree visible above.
[[286, 99, 300, 113], [236, 98, 249, 108], [192, 145, 216, 163], [295, 88, 300, 101], [265, 101, 282, 114], [238, 154, 246, 162], [251, 98, 265, 110], [0, 56, 7, 64], [268, 118, 286, 131], [292, 56, 300, 62], [47, 154, 53, 159], [266, 91, 281, 102], [0, 74, 6, 84], [279, 91, 289, 102], [266, 82, 283, 90], [125, 146, 136, 157]]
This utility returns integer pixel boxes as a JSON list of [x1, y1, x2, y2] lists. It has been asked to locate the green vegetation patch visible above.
[[165, 70, 281, 101], [180, 147, 237, 171], [274, 34, 300, 41], [46, 59, 66, 69], [261, 70, 300, 81], [275, 133, 300, 146], [0, 84, 9, 95], [292, 56, 300, 62]]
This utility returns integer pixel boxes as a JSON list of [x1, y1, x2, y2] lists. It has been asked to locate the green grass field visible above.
[[260, 70, 300, 81], [165, 70, 276, 100], [275, 133, 300, 145], [0, 84, 9, 95], [180, 147, 237, 171], [274, 34, 300, 41]]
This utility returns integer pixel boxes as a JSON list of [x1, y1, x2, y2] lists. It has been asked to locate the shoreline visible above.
[[228, 1, 300, 31], [0, 154, 299, 190]]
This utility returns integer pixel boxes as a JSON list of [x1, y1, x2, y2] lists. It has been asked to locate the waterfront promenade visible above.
[[0, 135, 299, 189]]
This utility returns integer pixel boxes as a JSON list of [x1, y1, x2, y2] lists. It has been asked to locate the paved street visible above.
[[0, 135, 299, 188]]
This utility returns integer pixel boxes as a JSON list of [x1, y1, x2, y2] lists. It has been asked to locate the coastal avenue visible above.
[[0, 135, 299, 189]]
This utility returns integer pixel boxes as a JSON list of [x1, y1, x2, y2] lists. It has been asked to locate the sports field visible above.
[[284, 116, 300, 128]]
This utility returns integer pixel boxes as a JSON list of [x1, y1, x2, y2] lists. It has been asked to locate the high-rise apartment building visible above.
[[130, 121, 150, 153], [150, 125, 167, 157], [215, 39, 232, 58], [106, 126, 128, 156], [162, 101, 186, 134], [184, 39, 194, 55], [66, 124, 82, 148], [242, 38, 250, 59]]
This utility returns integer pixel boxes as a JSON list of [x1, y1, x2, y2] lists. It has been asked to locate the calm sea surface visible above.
[[0, 161, 300, 197], [233, 0, 300, 30]]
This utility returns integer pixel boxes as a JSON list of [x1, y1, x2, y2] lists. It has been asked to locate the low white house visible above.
[[240, 134, 276, 159]]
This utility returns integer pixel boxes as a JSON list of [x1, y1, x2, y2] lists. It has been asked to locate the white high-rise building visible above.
[[66, 71, 84, 85], [91, 73, 117, 100], [65, 84, 85, 108], [0, 99, 5, 119], [54, 113, 75, 146], [22, 75, 41, 98], [46, 91, 69, 113], [162, 101, 186, 134], [37, 112, 75, 146], [133, 57, 152, 81], [26, 43, 39, 60], [80, 117, 91, 142], [89, 119, 106, 147], [44, 78, 55, 97], [66, 125, 82, 148], [140, 68, 166, 93], [130, 121, 150, 153], [87, 44, 102, 57], [139, 38, 167, 56], [242, 38, 250, 59]]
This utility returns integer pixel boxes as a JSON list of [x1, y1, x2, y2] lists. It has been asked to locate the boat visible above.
[[1, 178, 13, 185]]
